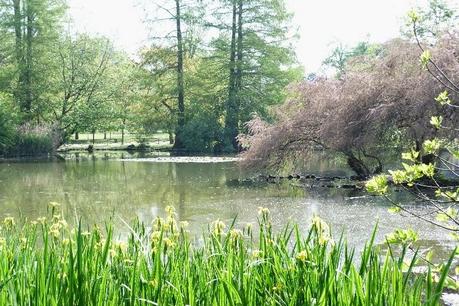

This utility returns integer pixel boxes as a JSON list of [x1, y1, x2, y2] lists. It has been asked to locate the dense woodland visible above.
[[0, 0, 301, 155]]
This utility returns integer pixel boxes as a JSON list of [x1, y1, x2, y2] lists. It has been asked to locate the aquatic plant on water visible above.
[[0, 204, 453, 305]]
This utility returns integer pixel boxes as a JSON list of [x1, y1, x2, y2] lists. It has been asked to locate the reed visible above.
[[0, 206, 452, 305]]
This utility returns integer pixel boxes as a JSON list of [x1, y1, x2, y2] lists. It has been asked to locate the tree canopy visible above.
[[240, 36, 459, 177]]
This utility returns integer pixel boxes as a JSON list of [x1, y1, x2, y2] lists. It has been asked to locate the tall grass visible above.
[[0, 206, 452, 305]]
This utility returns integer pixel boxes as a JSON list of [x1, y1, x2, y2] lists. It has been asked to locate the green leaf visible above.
[[389, 170, 407, 184], [436, 212, 449, 222], [365, 175, 388, 195], [386, 228, 418, 244], [423, 139, 441, 154], [408, 10, 420, 22], [435, 90, 451, 105], [402, 149, 419, 162], [430, 116, 443, 129], [420, 50, 431, 69]]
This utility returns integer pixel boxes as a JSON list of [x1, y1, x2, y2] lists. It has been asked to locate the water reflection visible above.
[[0, 157, 453, 254]]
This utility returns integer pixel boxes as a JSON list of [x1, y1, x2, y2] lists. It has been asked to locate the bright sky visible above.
[[68, 0, 459, 73]]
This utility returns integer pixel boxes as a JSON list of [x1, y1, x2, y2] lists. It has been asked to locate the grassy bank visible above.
[[0, 206, 452, 305], [58, 132, 173, 152]]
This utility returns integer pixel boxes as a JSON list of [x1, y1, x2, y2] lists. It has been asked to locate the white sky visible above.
[[68, 0, 459, 73]]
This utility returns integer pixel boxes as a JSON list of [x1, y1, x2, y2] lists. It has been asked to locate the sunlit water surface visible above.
[[0, 153, 454, 258]]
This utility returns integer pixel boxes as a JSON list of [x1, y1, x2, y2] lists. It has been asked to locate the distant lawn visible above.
[[59, 132, 173, 151], [67, 132, 171, 145]]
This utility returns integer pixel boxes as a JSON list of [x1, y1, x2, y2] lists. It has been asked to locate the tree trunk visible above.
[[23, 0, 33, 114], [75, 132, 79, 140], [173, 0, 185, 151], [13, 0, 25, 112], [13, 0, 22, 63], [168, 129, 174, 145], [234, 0, 243, 150], [92, 130, 95, 144], [104, 132, 107, 140], [345, 151, 371, 179], [224, 0, 238, 152]]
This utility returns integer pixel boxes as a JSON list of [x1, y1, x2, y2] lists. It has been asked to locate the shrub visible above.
[[181, 111, 224, 153], [2, 124, 56, 157], [0, 108, 15, 155]]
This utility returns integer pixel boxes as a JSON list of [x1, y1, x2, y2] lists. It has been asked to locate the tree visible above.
[[205, 0, 301, 152], [140, 0, 300, 153], [0, 0, 65, 120], [365, 12, 458, 289], [107, 55, 145, 144], [322, 41, 382, 79], [367, 12, 459, 233], [239, 38, 458, 178], [142, 0, 205, 150], [401, 0, 458, 42], [44, 34, 113, 141], [139, 46, 183, 144]]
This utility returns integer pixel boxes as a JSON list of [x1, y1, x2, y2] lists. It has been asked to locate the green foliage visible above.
[[367, 8, 459, 291], [323, 40, 383, 78], [181, 111, 224, 153], [403, 0, 458, 41], [4, 125, 54, 156], [420, 50, 432, 69], [434, 90, 451, 105], [385, 228, 419, 244], [0, 94, 53, 156], [0, 94, 16, 154], [11, 132, 53, 156], [430, 116, 443, 129], [0, 207, 451, 305], [423, 139, 441, 155], [365, 175, 388, 195]]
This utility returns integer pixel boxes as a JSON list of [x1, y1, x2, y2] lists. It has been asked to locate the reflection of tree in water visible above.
[[0, 160, 451, 252]]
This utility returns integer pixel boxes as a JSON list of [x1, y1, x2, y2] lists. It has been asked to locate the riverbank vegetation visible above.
[[0, 0, 301, 156], [240, 0, 458, 179], [0, 0, 458, 303], [0, 206, 453, 305]]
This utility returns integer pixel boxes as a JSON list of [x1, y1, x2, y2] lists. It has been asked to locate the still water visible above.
[[0, 153, 453, 254]]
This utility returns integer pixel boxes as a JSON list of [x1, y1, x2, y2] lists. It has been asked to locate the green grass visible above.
[[68, 132, 171, 145], [0, 206, 452, 305]]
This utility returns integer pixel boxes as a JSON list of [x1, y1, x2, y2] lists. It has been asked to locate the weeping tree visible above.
[[239, 37, 459, 178]]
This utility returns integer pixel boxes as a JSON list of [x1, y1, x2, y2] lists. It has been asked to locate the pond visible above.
[[0, 152, 454, 257]]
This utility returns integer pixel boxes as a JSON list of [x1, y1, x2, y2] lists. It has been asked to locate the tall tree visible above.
[[214, 0, 301, 151], [225, 0, 238, 150], [46, 34, 112, 141], [142, 0, 204, 150], [0, 0, 65, 119], [174, 0, 185, 150]]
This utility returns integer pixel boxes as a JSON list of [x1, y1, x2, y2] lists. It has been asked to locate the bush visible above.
[[0, 108, 15, 155], [181, 112, 224, 153], [1, 124, 56, 157], [13, 131, 53, 156]]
